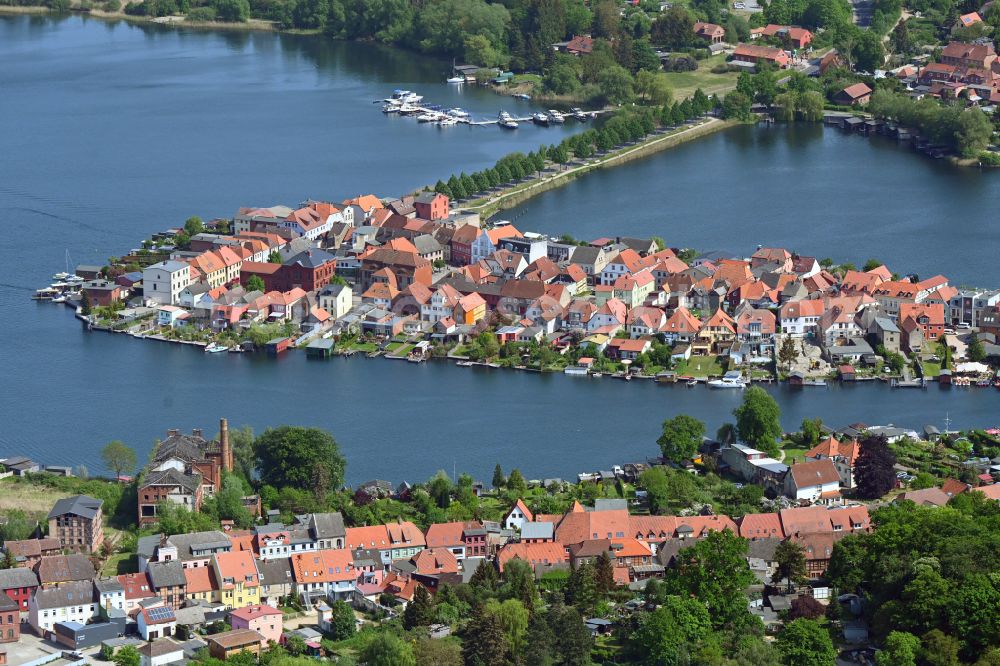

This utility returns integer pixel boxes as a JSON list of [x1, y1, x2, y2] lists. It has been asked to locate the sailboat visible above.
[[52, 249, 74, 281]]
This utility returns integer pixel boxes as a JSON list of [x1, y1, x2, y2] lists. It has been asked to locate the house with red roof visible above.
[[899, 302, 945, 354], [834, 82, 873, 106], [660, 307, 701, 344], [732, 43, 790, 69], [760, 24, 813, 48], [504, 499, 534, 531], [497, 542, 569, 573], [738, 513, 785, 540], [607, 337, 652, 361], [562, 34, 594, 55], [694, 309, 736, 354], [693, 21, 726, 44], [779, 299, 825, 337], [783, 459, 842, 504], [230, 604, 283, 647], [805, 436, 861, 489], [627, 306, 666, 338], [289, 550, 355, 603]]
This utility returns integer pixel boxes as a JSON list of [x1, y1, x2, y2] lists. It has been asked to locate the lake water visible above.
[[503, 122, 1000, 287], [1, 15, 997, 484]]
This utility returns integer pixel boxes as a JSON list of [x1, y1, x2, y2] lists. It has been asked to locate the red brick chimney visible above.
[[220, 417, 232, 473]]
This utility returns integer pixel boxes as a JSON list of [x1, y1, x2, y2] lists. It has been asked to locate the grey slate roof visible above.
[[309, 512, 346, 539], [138, 535, 161, 561], [143, 468, 201, 494], [165, 531, 231, 560], [0, 567, 39, 590], [48, 495, 103, 521], [94, 577, 125, 595], [36, 554, 95, 584], [34, 580, 95, 609], [747, 537, 781, 561], [520, 522, 554, 541], [148, 560, 187, 588], [151, 432, 211, 465], [285, 248, 336, 269], [258, 557, 294, 587]]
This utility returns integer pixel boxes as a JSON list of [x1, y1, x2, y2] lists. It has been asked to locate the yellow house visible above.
[[212, 551, 261, 610], [612, 271, 655, 308], [189, 251, 227, 289], [456, 292, 487, 325], [183, 566, 220, 605]]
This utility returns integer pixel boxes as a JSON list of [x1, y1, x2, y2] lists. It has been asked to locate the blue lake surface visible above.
[[1, 15, 997, 483]]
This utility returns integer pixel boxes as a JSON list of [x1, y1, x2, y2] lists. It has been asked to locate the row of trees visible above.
[[868, 88, 994, 158], [433, 98, 712, 201]]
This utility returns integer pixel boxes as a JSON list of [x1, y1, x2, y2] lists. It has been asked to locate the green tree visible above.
[[597, 65, 635, 104], [327, 600, 356, 640], [254, 426, 346, 491], [524, 612, 557, 666], [955, 108, 993, 157], [492, 463, 505, 489], [921, 629, 961, 666], [594, 551, 615, 595], [245, 275, 265, 293], [968, 335, 987, 362], [81, 291, 93, 317], [721, 91, 753, 120], [773, 540, 809, 591], [877, 631, 920, 666], [464, 33, 507, 68], [733, 387, 783, 456], [551, 603, 594, 665], [360, 632, 415, 666], [657, 415, 706, 464], [776, 618, 836, 666], [102, 440, 137, 480], [268, 250, 282, 264], [633, 595, 712, 665], [797, 90, 825, 121], [184, 216, 204, 236], [668, 529, 754, 630], [413, 638, 462, 666], [507, 469, 527, 496], [209, 474, 254, 528], [404, 584, 435, 629], [634, 70, 672, 106], [566, 562, 598, 614], [0, 510, 35, 543], [484, 598, 530, 659], [463, 608, 510, 666], [113, 645, 141, 666]]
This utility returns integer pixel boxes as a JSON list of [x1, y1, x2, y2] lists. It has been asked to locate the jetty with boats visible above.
[[378, 89, 598, 129]]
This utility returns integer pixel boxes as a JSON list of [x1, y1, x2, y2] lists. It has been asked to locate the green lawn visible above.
[[350, 342, 377, 353], [662, 54, 740, 100], [922, 361, 942, 378], [675, 355, 725, 377], [102, 553, 137, 577]]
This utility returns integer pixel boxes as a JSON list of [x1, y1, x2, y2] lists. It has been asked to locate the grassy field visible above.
[[675, 355, 725, 377], [349, 342, 377, 353], [101, 552, 137, 576], [0, 478, 74, 514], [662, 54, 740, 100]]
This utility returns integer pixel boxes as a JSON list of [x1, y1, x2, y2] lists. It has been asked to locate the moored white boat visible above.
[[707, 371, 746, 389], [204, 343, 228, 353], [547, 110, 565, 124], [447, 76, 465, 84]]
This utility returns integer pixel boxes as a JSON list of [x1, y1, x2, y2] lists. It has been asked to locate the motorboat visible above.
[[513, 93, 531, 100], [398, 104, 420, 115], [52, 272, 72, 281], [532, 112, 549, 125], [498, 110, 513, 121], [686, 379, 697, 387], [500, 118, 519, 129], [438, 117, 458, 126], [547, 110, 565, 124], [447, 76, 465, 84], [382, 104, 400, 113], [707, 371, 746, 389], [34, 287, 60, 300], [417, 113, 439, 123], [204, 343, 229, 353], [447, 108, 470, 118], [570, 107, 589, 121]]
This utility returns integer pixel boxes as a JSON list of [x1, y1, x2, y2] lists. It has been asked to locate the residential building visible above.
[[35, 554, 96, 588], [47, 495, 104, 553], [693, 21, 726, 43], [0, 567, 39, 615], [29, 580, 97, 635], [207, 629, 264, 661], [212, 551, 261, 610], [289, 549, 356, 603], [783, 460, 842, 504], [732, 44, 790, 69], [143, 261, 191, 306], [229, 604, 283, 647]]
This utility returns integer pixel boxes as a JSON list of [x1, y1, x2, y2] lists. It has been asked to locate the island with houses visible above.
[[38, 188, 1000, 387]]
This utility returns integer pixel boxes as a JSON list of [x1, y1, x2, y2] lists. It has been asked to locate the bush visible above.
[[103, 0, 120, 10], [186, 6, 216, 20], [978, 151, 1000, 166], [711, 64, 730, 74]]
